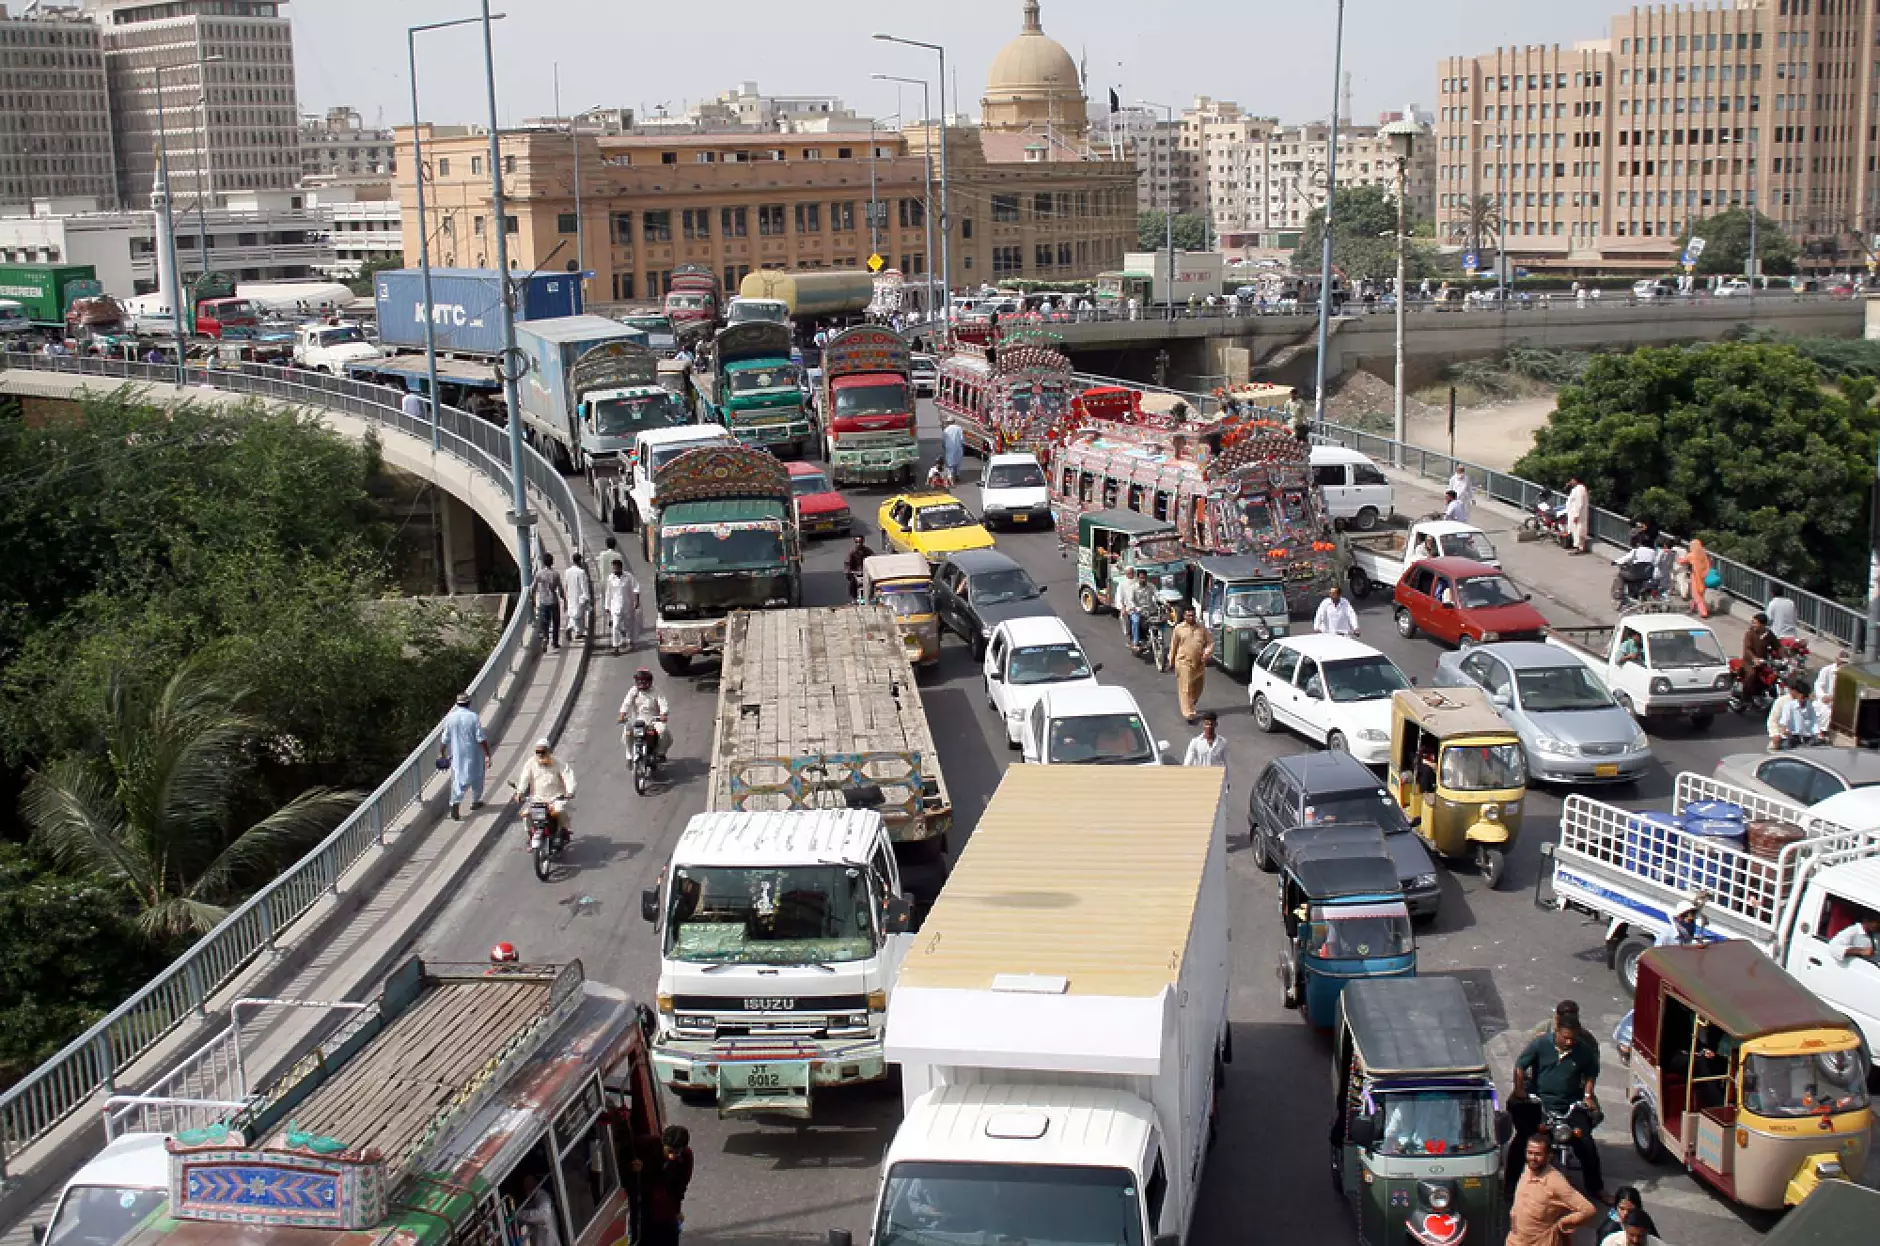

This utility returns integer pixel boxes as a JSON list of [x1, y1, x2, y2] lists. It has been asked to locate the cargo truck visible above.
[[1540, 771, 1880, 1059], [819, 325, 919, 485], [851, 766, 1231, 1246], [664, 263, 720, 342], [373, 267, 583, 354], [577, 342, 694, 527], [514, 315, 650, 470], [739, 269, 877, 321], [638, 807, 915, 1117], [0, 263, 102, 326], [650, 443, 801, 672], [693, 320, 815, 456]]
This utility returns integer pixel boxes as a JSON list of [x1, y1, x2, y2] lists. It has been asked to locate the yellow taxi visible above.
[[877, 491, 996, 563]]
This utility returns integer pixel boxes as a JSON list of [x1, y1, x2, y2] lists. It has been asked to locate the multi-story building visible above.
[[0, 3, 117, 208], [1092, 106, 1189, 214], [322, 190, 401, 277], [86, 0, 300, 212], [636, 83, 875, 135], [1436, 1, 1880, 272], [302, 106, 396, 185]]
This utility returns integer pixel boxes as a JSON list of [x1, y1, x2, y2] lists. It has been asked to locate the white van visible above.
[[1309, 445, 1395, 531]]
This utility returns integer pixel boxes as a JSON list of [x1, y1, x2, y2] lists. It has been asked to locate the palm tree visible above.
[[1448, 194, 1503, 251], [22, 660, 360, 940]]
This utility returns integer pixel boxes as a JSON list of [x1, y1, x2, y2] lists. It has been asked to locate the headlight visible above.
[[1412, 873, 1439, 890], [1424, 1183, 1453, 1212], [1533, 734, 1575, 757], [1630, 729, 1650, 750], [1650, 676, 1672, 695], [1357, 729, 1389, 743], [1482, 803, 1501, 821]]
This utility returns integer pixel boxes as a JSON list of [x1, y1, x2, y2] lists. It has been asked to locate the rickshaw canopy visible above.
[[862, 552, 931, 587], [1762, 1179, 1880, 1246], [1340, 976, 1488, 1078], [1077, 508, 1177, 545], [1281, 824, 1403, 900], [1392, 686, 1517, 742], [1637, 942, 1857, 1042], [1194, 554, 1284, 585]]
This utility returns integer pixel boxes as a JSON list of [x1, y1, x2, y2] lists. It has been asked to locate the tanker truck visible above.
[[736, 269, 876, 326]]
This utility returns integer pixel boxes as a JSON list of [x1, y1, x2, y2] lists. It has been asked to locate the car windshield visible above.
[[834, 382, 910, 418], [1514, 664, 1614, 711], [914, 504, 975, 533], [1008, 643, 1093, 686], [1647, 628, 1728, 669], [1456, 575, 1524, 609], [1441, 532, 1498, 563], [1309, 907, 1413, 959], [667, 294, 708, 310], [1300, 790, 1414, 836], [1743, 1049, 1870, 1118], [728, 366, 800, 395], [315, 326, 364, 346], [968, 568, 1039, 606], [591, 393, 682, 437], [47, 1187, 168, 1246], [658, 526, 786, 573], [1225, 585, 1288, 619], [1322, 657, 1411, 703], [1371, 1089, 1499, 1157], [984, 462, 1047, 489], [877, 585, 933, 618], [729, 302, 787, 324], [1440, 743, 1525, 791], [664, 865, 875, 964], [875, 1161, 1144, 1246], [791, 472, 832, 497], [1048, 712, 1154, 764]]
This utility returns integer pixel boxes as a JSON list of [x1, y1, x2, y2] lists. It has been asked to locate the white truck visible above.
[[1548, 610, 1732, 729], [1344, 518, 1501, 598], [616, 423, 732, 549], [850, 766, 1230, 1246], [638, 808, 914, 1118], [1540, 771, 1880, 1059], [292, 321, 384, 374]]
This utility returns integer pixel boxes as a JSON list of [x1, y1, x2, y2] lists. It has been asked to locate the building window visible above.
[[961, 218, 974, 239], [682, 208, 710, 240], [644, 210, 672, 242], [504, 155, 515, 173], [795, 202, 821, 232], [992, 194, 1019, 222], [722, 206, 748, 237], [611, 211, 632, 244], [437, 157, 450, 176], [557, 212, 577, 234], [612, 272, 634, 300], [993, 245, 1023, 275], [1033, 192, 1054, 217], [1035, 244, 1054, 268], [473, 215, 485, 236], [898, 198, 925, 228], [504, 215, 518, 234], [723, 267, 737, 293], [661, 151, 678, 164], [1058, 243, 1073, 267], [830, 201, 855, 231], [758, 205, 786, 235], [471, 156, 483, 175]]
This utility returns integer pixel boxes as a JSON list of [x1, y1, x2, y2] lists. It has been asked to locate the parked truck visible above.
[[692, 320, 815, 456], [0, 263, 101, 326], [639, 804, 915, 1117], [373, 268, 583, 354], [513, 315, 650, 470], [650, 443, 801, 672], [1549, 610, 1732, 729], [860, 766, 1230, 1246], [1541, 771, 1880, 1059], [819, 325, 919, 485], [1345, 519, 1501, 598]]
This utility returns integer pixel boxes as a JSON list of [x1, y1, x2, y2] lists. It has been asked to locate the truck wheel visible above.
[[1394, 607, 1417, 638], [657, 652, 691, 677], [674, 1087, 717, 1108], [1611, 931, 1653, 994], [1346, 566, 1370, 600], [1353, 506, 1381, 532], [1630, 1101, 1667, 1164], [1078, 586, 1100, 615]]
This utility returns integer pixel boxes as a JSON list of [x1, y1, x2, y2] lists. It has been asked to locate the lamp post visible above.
[[874, 73, 938, 323], [867, 113, 899, 255], [1312, 0, 1348, 423], [150, 66, 188, 386], [874, 32, 950, 326], [1472, 119, 1510, 298], [185, 51, 224, 290], [1382, 110, 1420, 465], [550, 66, 599, 302], [1140, 100, 1177, 319]]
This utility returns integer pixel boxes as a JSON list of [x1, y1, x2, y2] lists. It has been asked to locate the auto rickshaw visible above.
[[1186, 555, 1291, 678], [1071, 508, 1187, 615], [1277, 824, 1416, 1028], [1828, 660, 1880, 748], [1763, 1180, 1880, 1246], [1389, 687, 1526, 889], [1332, 977, 1509, 1245], [1620, 942, 1872, 1210], [861, 552, 940, 670]]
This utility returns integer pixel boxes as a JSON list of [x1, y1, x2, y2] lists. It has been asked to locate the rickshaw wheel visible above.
[[1079, 585, 1100, 614], [1475, 844, 1507, 888], [1630, 1101, 1667, 1163]]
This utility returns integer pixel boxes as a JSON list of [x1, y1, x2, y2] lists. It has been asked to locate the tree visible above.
[[346, 257, 403, 298], [1290, 184, 1437, 282], [1514, 342, 1878, 595], [1137, 210, 1208, 253], [1678, 208, 1798, 277], [1447, 194, 1502, 250], [21, 660, 359, 940]]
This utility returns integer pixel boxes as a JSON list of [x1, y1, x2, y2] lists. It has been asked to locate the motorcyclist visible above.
[[1740, 612, 1776, 699], [1612, 542, 1657, 602], [509, 738, 576, 841], [618, 668, 672, 762], [1505, 1013, 1605, 1201], [844, 534, 874, 602]]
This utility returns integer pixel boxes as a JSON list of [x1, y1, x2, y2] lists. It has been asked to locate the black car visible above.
[[1249, 752, 1442, 921], [931, 549, 1055, 658]]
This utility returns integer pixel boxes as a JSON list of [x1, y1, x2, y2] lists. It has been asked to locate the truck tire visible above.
[[657, 652, 691, 677], [1611, 930, 1653, 993], [1346, 566, 1370, 599]]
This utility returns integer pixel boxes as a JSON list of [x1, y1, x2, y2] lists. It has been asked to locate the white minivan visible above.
[[1309, 445, 1394, 531]]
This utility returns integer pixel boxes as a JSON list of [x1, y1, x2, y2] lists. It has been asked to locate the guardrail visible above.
[[0, 353, 584, 1179]]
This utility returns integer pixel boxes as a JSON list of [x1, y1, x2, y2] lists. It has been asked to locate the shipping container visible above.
[[0, 264, 103, 326], [513, 315, 647, 467], [372, 268, 583, 354]]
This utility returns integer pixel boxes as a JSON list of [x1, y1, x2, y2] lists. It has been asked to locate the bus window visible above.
[[1060, 465, 1076, 495], [499, 1142, 565, 1246], [1153, 489, 1171, 521], [1102, 476, 1119, 508], [1127, 483, 1145, 512], [553, 1078, 619, 1243], [1078, 471, 1095, 504]]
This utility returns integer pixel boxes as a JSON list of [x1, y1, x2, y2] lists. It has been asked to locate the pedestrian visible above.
[[1564, 475, 1591, 555], [1597, 1210, 1667, 1246], [637, 1124, 693, 1246], [604, 558, 640, 654], [1595, 1187, 1660, 1245], [1506, 1132, 1597, 1246], [1127, 295, 1140, 321], [400, 389, 426, 423], [1448, 466, 1475, 516], [531, 551, 565, 651], [1169, 606, 1213, 723], [1313, 585, 1361, 637], [1182, 710, 1228, 786], [1442, 489, 1469, 522], [1677, 536, 1712, 619], [1119, 567, 1143, 647], [1765, 589, 1798, 640], [940, 417, 964, 486], [1814, 647, 1846, 726], [439, 692, 490, 821], [561, 553, 592, 642]]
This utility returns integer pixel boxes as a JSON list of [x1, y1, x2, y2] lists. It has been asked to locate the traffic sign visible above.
[[1462, 251, 1478, 272], [867, 253, 885, 273]]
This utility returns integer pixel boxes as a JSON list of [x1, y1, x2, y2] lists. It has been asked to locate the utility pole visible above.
[[480, 0, 535, 585], [152, 70, 188, 387], [1383, 108, 1420, 467], [1312, 0, 1347, 423]]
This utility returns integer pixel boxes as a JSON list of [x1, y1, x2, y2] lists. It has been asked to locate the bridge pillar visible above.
[[440, 493, 488, 595]]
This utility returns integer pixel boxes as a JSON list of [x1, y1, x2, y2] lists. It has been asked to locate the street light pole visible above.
[[190, 49, 221, 288], [1140, 101, 1177, 317], [875, 33, 950, 327], [874, 74, 937, 323], [1383, 109, 1420, 467], [1312, 0, 1347, 424], [152, 67, 188, 386]]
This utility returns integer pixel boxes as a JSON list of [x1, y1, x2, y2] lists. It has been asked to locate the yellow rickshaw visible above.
[[862, 552, 940, 670], [1389, 687, 1526, 888]]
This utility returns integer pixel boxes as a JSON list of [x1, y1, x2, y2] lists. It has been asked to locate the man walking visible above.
[[637, 1125, 694, 1246], [531, 552, 565, 650], [604, 558, 640, 654], [1442, 490, 1469, 522], [1506, 1133, 1597, 1246], [440, 692, 490, 821], [1565, 476, 1591, 555], [1448, 466, 1475, 517], [940, 417, 965, 487], [1313, 585, 1361, 637], [1182, 711, 1228, 788], [400, 388, 427, 424], [1169, 606, 1213, 723], [561, 553, 592, 642]]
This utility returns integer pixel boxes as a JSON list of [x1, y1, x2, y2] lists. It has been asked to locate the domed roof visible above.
[[987, 0, 1080, 95]]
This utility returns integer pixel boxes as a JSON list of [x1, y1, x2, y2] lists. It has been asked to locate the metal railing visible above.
[[0, 352, 584, 1177]]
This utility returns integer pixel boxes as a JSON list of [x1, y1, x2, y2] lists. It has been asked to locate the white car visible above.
[[1247, 634, 1412, 765], [983, 616, 1100, 748], [1020, 685, 1168, 766], [978, 452, 1051, 529], [910, 354, 938, 396], [39, 1131, 169, 1246], [1714, 278, 1751, 297]]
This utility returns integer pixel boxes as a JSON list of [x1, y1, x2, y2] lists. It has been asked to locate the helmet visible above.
[[634, 667, 653, 687], [490, 942, 519, 964]]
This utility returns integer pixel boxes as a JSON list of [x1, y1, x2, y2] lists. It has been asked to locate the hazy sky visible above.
[[291, 0, 1636, 131]]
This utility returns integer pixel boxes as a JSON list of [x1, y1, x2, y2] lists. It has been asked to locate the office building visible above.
[[302, 106, 396, 185], [0, 3, 117, 208]]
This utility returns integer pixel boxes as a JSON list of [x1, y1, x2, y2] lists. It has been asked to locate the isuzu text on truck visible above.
[[819, 325, 919, 486]]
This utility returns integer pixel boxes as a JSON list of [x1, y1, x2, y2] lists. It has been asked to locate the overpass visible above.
[[0, 355, 591, 1233]]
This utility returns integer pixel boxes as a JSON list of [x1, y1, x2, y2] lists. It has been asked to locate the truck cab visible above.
[[1549, 612, 1731, 728], [193, 297, 259, 340], [293, 322, 383, 374], [700, 321, 814, 456], [726, 297, 789, 327], [821, 326, 918, 485], [623, 425, 733, 539], [0, 298, 29, 338], [37, 1132, 170, 1246], [639, 808, 912, 1118]]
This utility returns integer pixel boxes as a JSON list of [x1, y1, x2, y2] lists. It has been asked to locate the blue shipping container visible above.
[[373, 268, 583, 355], [513, 316, 647, 434]]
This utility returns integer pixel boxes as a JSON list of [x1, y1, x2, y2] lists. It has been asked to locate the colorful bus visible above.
[[933, 323, 1074, 458]]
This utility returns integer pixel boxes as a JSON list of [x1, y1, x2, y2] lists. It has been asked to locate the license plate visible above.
[[1595, 763, 1620, 778], [721, 1062, 800, 1092], [1012, 513, 1028, 523]]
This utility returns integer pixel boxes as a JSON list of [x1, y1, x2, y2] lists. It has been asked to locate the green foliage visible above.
[[1446, 194, 1502, 248], [1678, 208, 1798, 277], [1137, 210, 1208, 252], [1290, 184, 1437, 282], [346, 257, 403, 298], [1736, 328, 1880, 379], [1514, 342, 1878, 595]]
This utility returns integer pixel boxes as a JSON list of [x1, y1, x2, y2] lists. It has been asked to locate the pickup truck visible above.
[[1540, 771, 1880, 1060], [1346, 519, 1500, 598], [292, 321, 384, 375], [1548, 609, 1731, 729]]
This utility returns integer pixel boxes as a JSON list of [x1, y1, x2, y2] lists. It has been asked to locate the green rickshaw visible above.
[[1072, 508, 1187, 616], [1187, 555, 1292, 678]]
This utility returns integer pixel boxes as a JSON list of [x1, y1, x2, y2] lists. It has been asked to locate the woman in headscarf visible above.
[[1677, 537, 1711, 618]]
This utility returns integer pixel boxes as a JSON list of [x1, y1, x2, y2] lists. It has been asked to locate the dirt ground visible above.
[[1403, 395, 1556, 471]]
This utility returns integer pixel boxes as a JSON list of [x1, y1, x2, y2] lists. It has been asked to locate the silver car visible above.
[[1434, 642, 1653, 784], [1712, 748, 1880, 808]]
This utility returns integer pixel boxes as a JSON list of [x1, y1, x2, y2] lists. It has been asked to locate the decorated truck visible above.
[[649, 444, 802, 673], [691, 320, 816, 457], [933, 322, 1074, 458], [819, 325, 919, 486], [664, 263, 720, 343]]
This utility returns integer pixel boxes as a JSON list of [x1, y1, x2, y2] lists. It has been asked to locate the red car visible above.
[[1393, 556, 1549, 649], [788, 460, 852, 537]]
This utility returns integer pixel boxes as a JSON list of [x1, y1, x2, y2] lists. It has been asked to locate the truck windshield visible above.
[[646, 440, 726, 473], [1439, 743, 1525, 791], [591, 392, 681, 436], [984, 461, 1046, 489], [834, 382, 910, 418], [1647, 629, 1727, 669], [729, 302, 787, 325], [1224, 585, 1288, 620], [667, 294, 708, 311], [1048, 713, 1154, 764], [664, 865, 875, 964], [1456, 575, 1524, 609], [624, 316, 675, 337], [658, 526, 786, 573], [1008, 644, 1093, 686], [1743, 1049, 1870, 1118], [315, 326, 365, 346], [876, 1161, 1145, 1246], [1322, 657, 1411, 704], [728, 366, 800, 395], [47, 1186, 168, 1246], [1515, 665, 1614, 711], [1371, 1088, 1499, 1157]]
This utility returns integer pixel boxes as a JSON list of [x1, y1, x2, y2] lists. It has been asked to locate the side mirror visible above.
[[1038, 584, 1048, 593], [1347, 1114, 1381, 1149], [640, 887, 659, 924], [1523, 593, 1533, 602], [988, 669, 1003, 682], [1157, 740, 1171, 754], [1492, 690, 1511, 707], [883, 896, 913, 934], [1092, 662, 1104, 672], [828, 1231, 854, 1246]]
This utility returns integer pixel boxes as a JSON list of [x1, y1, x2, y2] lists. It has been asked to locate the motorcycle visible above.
[[626, 719, 661, 795], [1137, 591, 1183, 672], [1519, 496, 1572, 544], [1611, 559, 1666, 611], [1543, 1101, 1602, 1184], [521, 797, 571, 881], [1727, 637, 1812, 716]]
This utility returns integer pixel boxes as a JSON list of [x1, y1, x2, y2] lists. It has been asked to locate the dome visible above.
[[982, 1, 1087, 135]]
